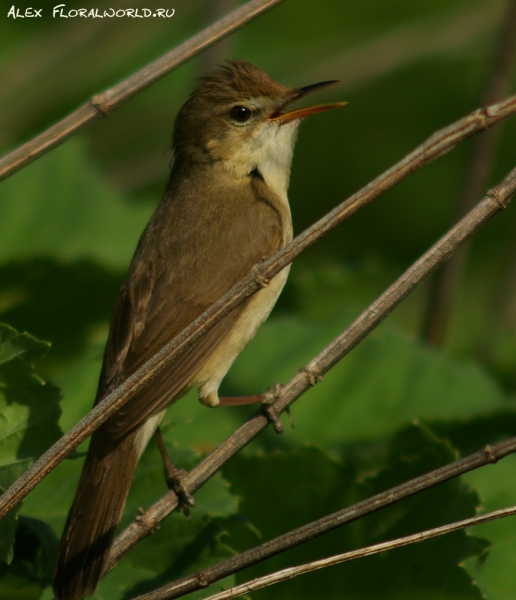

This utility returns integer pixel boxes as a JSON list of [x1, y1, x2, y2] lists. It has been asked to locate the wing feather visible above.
[[96, 170, 284, 437]]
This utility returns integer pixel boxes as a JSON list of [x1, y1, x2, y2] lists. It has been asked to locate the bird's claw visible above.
[[261, 383, 283, 434], [165, 467, 195, 519]]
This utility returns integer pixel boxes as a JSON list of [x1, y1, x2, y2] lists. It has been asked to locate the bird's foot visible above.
[[261, 383, 284, 434], [167, 466, 195, 519], [218, 383, 285, 434], [154, 427, 195, 518]]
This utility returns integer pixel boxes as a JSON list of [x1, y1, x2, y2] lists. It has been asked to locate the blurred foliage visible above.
[[223, 427, 490, 600], [0, 325, 61, 596], [1, 0, 516, 598]]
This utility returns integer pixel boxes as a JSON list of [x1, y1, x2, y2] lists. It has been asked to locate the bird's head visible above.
[[173, 60, 345, 193]]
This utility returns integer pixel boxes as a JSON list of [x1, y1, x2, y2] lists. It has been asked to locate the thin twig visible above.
[[201, 502, 516, 600], [107, 162, 516, 577], [423, 0, 516, 345], [106, 1, 506, 192], [1, 94, 516, 523], [127, 437, 516, 600], [0, 0, 284, 183]]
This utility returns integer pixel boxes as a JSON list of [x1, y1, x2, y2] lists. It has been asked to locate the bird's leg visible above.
[[218, 383, 285, 434], [154, 427, 195, 517]]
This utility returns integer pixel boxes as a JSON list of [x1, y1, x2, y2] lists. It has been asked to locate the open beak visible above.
[[266, 80, 346, 125]]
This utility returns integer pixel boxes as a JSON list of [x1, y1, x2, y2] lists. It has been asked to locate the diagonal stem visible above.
[[107, 163, 516, 575], [0, 0, 284, 183], [127, 436, 516, 600], [1, 95, 516, 523], [423, 0, 516, 345], [201, 502, 516, 600]]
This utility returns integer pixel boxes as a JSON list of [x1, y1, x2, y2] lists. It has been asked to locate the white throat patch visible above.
[[230, 120, 300, 198]]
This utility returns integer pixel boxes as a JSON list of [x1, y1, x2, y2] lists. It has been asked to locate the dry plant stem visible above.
[[423, 0, 516, 345], [0, 0, 283, 183], [108, 165, 516, 576], [128, 437, 516, 600], [202, 503, 516, 600], [1, 95, 516, 524]]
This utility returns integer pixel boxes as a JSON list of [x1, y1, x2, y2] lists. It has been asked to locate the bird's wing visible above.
[[96, 179, 284, 438]]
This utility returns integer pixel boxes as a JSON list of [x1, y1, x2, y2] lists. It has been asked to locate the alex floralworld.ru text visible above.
[[7, 4, 175, 18]]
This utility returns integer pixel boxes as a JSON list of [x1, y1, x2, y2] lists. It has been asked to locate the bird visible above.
[[52, 59, 344, 600]]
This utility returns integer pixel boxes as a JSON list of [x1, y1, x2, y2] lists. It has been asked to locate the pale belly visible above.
[[195, 264, 291, 407]]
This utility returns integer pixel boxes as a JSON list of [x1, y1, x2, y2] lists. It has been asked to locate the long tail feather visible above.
[[53, 427, 139, 600]]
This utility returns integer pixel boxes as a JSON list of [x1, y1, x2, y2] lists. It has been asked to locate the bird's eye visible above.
[[230, 106, 252, 123]]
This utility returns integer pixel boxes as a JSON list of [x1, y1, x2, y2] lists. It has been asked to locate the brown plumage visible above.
[[53, 60, 343, 600]]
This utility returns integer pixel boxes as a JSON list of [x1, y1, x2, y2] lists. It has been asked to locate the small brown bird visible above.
[[53, 60, 344, 600]]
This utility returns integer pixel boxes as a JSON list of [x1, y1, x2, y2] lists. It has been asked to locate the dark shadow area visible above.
[[0, 258, 124, 372]]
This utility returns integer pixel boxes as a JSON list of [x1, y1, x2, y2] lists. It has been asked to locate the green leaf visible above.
[[0, 323, 62, 572], [0, 137, 153, 376], [0, 324, 50, 368], [222, 424, 487, 599], [225, 310, 506, 446], [0, 258, 123, 372], [0, 139, 153, 270], [0, 515, 17, 570], [22, 418, 240, 599], [0, 517, 59, 598], [432, 414, 516, 600], [96, 428, 239, 599]]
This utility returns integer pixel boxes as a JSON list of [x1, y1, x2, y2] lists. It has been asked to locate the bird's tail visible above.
[[53, 426, 139, 600]]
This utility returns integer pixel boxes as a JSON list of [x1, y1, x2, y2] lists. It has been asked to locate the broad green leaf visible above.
[[22, 419, 240, 599], [0, 325, 61, 474], [0, 324, 49, 368], [222, 425, 487, 599], [105, 433, 239, 600], [434, 414, 516, 600], [0, 137, 152, 373], [53, 340, 105, 433], [0, 1, 515, 598], [0, 139, 153, 270], [0, 324, 61, 569], [0, 516, 59, 599], [0, 258, 123, 371], [225, 310, 506, 446]]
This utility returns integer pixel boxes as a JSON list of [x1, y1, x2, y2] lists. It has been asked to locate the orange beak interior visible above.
[[266, 80, 346, 125]]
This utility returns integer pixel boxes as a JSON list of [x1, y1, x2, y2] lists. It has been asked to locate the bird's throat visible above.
[[216, 120, 300, 200]]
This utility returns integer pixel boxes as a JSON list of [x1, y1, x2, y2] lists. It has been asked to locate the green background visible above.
[[1, 0, 516, 598]]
